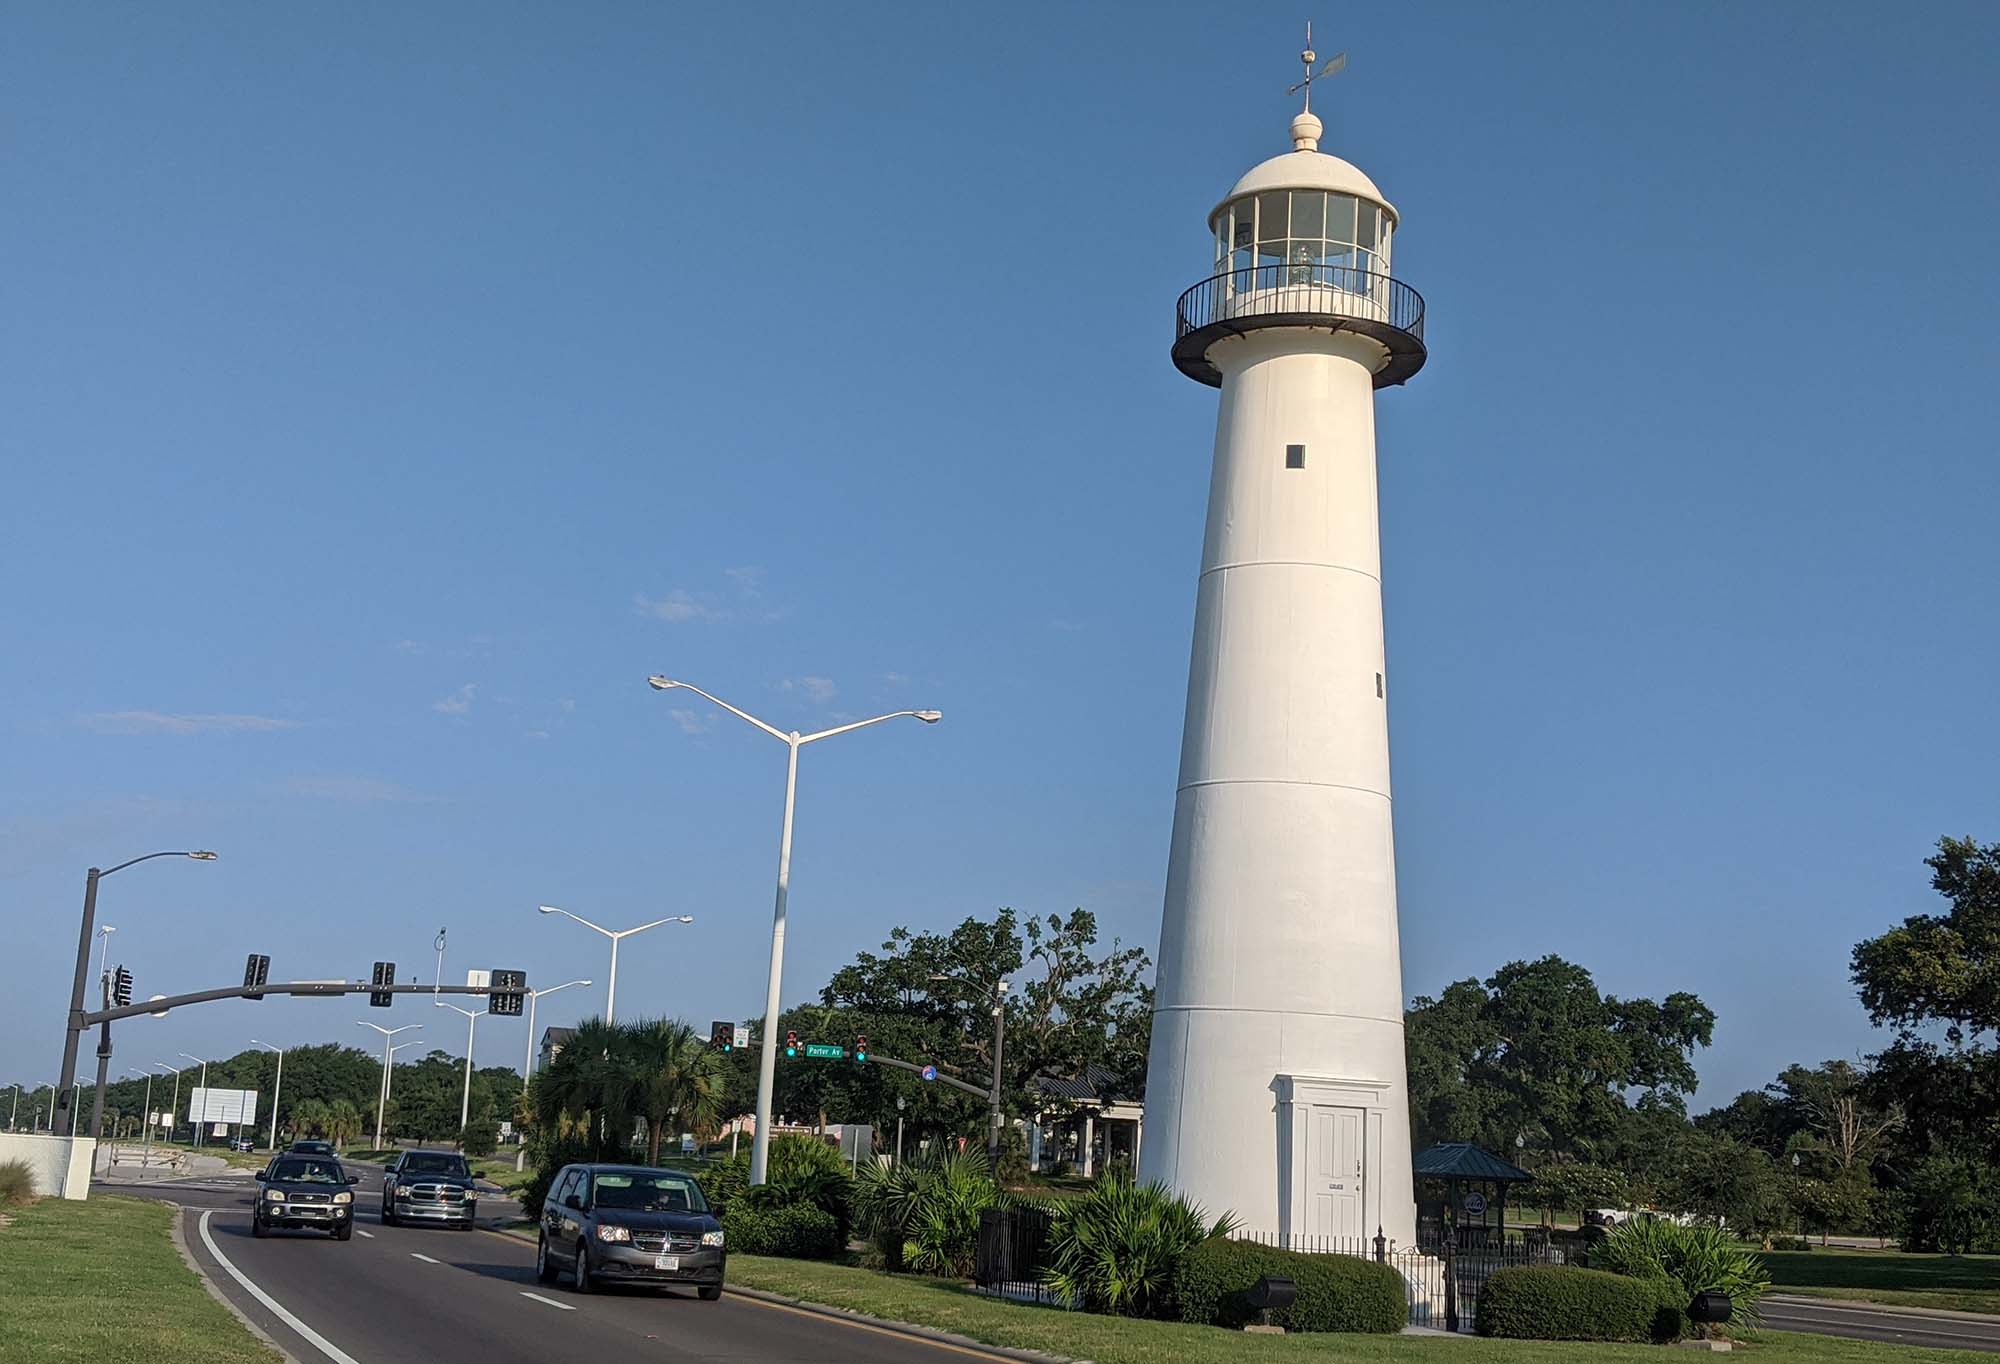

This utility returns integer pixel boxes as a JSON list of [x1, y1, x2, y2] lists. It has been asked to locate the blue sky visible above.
[[4, 3, 1996, 1110]]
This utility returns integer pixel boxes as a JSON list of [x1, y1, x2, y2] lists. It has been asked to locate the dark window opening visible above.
[[1285, 443, 1306, 469], [1376, 672, 1385, 698]]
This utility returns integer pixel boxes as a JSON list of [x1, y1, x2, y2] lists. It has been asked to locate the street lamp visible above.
[[357, 1023, 423, 1150], [516, 978, 591, 1171], [435, 1000, 490, 1137], [647, 675, 940, 1184], [55, 849, 216, 1139], [251, 1041, 285, 1153], [384, 1038, 425, 1120], [124, 1068, 157, 1173], [177, 1053, 211, 1147], [931, 971, 1010, 1173], [536, 906, 691, 1025], [151, 1064, 182, 1145]]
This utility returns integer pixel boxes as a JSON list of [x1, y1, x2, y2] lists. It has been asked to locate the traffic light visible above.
[[854, 1034, 868, 1064], [784, 1029, 798, 1058], [490, 969, 527, 1017], [243, 953, 270, 1001], [112, 965, 133, 1008], [710, 1021, 734, 1052], [370, 961, 396, 1008]]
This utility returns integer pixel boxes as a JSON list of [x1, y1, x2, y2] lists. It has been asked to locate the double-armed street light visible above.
[[150, 1064, 181, 1143], [177, 1053, 212, 1147], [433, 999, 489, 1134], [516, 978, 591, 1171], [357, 1023, 423, 1150], [251, 1040, 285, 1152], [536, 907, 689, 1026], [384, 1038, 425, 1119], [646, 675, 940, 1186], [54, 849, 216, 1139]]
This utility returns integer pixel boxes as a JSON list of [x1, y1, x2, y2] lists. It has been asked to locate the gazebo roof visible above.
[[1413, 1142, 1534, 1184]]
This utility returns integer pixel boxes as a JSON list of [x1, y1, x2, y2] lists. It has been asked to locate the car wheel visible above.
[[699, 1285, 722, 1302], [536, 1234, 557, 1284], [380, 1205, 394, 1226], [572, 1242, 593, 1294], [333, 1223, 352, 1242], [252, 1213, 268, 1238]]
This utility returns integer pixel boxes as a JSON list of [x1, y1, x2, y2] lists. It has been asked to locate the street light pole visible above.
[[154, 1064, 182, 1145], [647, 675, 940, 1185], [536, 908, 690, 1026], [124, 1068, 155, 1174], [252, 1041, 285, 1152], [53, 851, 215, 1138], [357, 1023, 422, 1150], [178, 1053, 210, 1147], [435, 1002, 488, 1136], [384, 1039, 424, 1114], [516, 978, 590, 1171], [931, 972, 1010, 1173]]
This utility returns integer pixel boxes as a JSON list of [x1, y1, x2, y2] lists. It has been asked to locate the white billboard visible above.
[[189, 1087, 258, 1125]]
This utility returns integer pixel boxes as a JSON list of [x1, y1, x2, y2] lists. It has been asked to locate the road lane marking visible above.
[[355, 1229, 374, 1238], [410, 1252, 440, 1264], [727, 1291, 1023, 1362], [196, 1210, 364, 1364], [519, 1292, 575, 1311]]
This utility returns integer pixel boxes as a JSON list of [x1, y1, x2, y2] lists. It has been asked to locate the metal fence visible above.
[[1235, 1229, 1576, 1333], [972, 1205, 1057, 1304]]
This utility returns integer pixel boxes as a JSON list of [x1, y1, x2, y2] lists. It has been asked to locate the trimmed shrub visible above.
[[0, 1159, 35, 1208], [722, 1202, 842, 1259], [1174, 1239, 1406, 1334], [1476, 1265, 1683, 1342]]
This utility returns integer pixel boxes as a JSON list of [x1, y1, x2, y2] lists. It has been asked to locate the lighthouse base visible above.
[[1139, 1007, 1417, 1251]]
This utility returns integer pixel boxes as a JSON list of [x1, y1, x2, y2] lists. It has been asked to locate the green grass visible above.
[[467, 1157, 533, 1195], [0, 1195, 279, 1364], [1763, 1248, 2000, 1314], [724, 1254, 1995, 1363]]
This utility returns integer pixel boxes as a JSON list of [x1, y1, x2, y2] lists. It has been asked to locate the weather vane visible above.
[[1288, 22, 1347, 114]]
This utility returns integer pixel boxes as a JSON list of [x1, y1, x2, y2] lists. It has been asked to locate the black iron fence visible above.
[[972, 1205, 1057, 1303], [1174, 263, 1427, 346], [1234, 1229, 1573, 1333]]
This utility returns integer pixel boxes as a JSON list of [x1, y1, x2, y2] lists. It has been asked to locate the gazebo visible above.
[[1413, 1142, 1534, 1251]]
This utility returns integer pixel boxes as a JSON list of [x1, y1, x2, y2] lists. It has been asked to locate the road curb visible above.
[[164, 1198, 306, 1364], [722, 1283, 1087, 1364], [1766, 1293, 2000, 1323]]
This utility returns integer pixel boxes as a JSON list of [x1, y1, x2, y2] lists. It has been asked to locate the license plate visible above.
[[654, 1254, 679, 1271]]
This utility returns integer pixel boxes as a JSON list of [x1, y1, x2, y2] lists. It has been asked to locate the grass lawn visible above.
[[725, 1254, 1994, 1363], [1763, 1248, 2000, 1314], [0, 1195, 277, 1364]]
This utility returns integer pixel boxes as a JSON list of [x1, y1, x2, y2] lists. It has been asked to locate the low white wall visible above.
[[0, 1132, 97, 1199]]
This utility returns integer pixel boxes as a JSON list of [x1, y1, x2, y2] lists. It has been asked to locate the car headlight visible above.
[[333, 1192, 352, 1205], [701, 1230, 725, 1247], [595, 1225, 631, 1243], [396, 1184, 415, 1196], [264, 1189, 286, 1202]]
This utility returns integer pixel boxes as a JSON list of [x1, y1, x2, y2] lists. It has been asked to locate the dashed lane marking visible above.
[[519, 1292, 575, 1311], [410, 1252, 440, 1264], [196, 1209, 364, 1364], [355, 1229, 375, 1238]]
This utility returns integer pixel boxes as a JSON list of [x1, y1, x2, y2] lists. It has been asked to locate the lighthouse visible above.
[[1138, 43, 1428, 1249]]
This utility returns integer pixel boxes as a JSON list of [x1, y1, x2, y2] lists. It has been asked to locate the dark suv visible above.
[[253, 1155, 359, 1239], [381, 1149, 479, 1229], [536, 1164, 725, 1297]]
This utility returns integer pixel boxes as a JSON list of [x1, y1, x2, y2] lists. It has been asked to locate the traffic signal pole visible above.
[[88, 968, 114, 1140]]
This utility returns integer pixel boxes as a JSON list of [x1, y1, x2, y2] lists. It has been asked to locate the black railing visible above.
[[973, 1205, 1057, 1303], [1234, 1228, 1571, 1334], [1171, 263, 1428, 388]]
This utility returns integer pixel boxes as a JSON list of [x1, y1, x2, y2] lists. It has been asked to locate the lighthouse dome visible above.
[[1215, 148, 1396, 227]]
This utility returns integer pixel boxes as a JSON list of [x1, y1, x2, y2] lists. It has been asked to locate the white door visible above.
[[1307, 1105, 1365, 1241]]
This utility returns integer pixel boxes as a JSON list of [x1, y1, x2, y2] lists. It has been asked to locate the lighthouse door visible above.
[[1307, 1105, 1366, 1242]]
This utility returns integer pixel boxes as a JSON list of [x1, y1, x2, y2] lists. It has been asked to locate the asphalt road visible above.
[[1762, 1295, 2000, 1353], [105, 1167, 1000, 1364]]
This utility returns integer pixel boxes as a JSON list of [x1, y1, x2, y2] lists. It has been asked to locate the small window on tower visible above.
[[1285, 444, 1306, 469]]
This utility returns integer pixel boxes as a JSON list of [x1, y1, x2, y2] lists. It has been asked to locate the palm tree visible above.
[[325, 1098, 363, 1150], [533, 1016, 634, 1160], [291, 1098, 331, 1138], [624, 1019, 725, 1164]]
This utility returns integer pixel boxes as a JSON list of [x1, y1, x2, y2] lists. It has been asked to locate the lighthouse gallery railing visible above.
[[1175, 263, 1426, 346]]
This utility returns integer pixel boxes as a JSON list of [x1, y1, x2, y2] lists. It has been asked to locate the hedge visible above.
[[1174, 1239, 1406, 1333], [1475, 1266, 1684, 1343], [721, 1202, 842, 1259]]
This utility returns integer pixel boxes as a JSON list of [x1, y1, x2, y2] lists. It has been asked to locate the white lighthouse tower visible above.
[[1138, 42, 1428, 1250]]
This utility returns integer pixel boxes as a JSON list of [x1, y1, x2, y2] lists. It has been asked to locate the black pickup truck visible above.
[[381, 1149, 479, 1229]]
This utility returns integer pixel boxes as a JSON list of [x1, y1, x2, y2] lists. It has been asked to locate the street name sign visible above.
[[803, 1043, 846, 1060]]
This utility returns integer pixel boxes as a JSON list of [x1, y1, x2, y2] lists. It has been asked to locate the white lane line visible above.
[[410, 1252, 440, 1264], [197, 1209, 364, 1364], [355, 1228, 375, 1239], [519, 1291, 575, 1312]]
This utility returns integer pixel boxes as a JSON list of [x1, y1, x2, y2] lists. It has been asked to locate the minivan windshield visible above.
[[591, 1172, 708, 1214], [403, 1153, 469, 1176], [271, 1158, 344, 1184]]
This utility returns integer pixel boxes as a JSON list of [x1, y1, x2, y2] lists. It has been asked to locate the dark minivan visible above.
[[535, 1164, 724, 1297]]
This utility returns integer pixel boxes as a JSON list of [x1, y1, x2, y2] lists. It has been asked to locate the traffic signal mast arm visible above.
[[848, 1048, 990, 1102], [79, 979, 522, 1026]]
